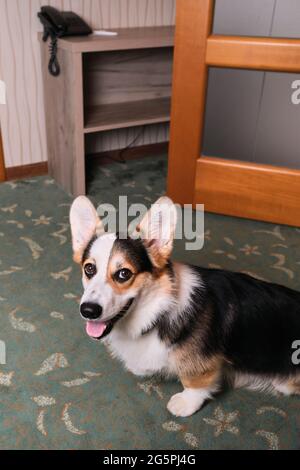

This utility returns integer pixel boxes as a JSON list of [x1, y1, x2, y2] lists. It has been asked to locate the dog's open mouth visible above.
[[86, 320, 109, 340], [85, 298, 134, 340]]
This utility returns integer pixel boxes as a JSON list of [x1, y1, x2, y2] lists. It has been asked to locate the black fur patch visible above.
[[81, 235, 97, 264], [157, 284, 206, 345], [157, 266, 300, 377], [113, 235, 153, 274]]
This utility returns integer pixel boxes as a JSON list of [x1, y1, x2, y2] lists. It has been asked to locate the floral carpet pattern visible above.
[[0, 155, 299, 450]]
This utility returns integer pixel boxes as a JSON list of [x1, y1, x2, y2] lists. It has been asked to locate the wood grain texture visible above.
[[85, 122, 170, 156], [6, 162, 47, 180], [194, 157, 300, 227], [41, 43, 85, 195], [56, 26, 174, 52], [167, 0, 214, 204], [87, 141, 168, 164], [0, 0, 176, 169], [83, 47, 173, 107], [0, 129, 5, 181], [206, 35, 300, 72], [84, 97, 171, 133]]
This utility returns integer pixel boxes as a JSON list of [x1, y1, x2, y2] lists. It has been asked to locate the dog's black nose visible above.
[[80, 302, 102, 320]]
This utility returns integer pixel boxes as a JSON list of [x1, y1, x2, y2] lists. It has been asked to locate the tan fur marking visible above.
[[287, 377, 300, 395], [143, 240, 171, 269], [73, 251, 83, 264], [181, 368, 220, 389], [106, 249, 139, 293], [110, 271, 150, 294], [170, 300, 223, 377], [106, 241, 174, 295], [153, 267, 174, 295], [172, 342, 224, 379]]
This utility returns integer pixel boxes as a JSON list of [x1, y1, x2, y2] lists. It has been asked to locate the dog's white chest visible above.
[[105, 328, 171, 377]]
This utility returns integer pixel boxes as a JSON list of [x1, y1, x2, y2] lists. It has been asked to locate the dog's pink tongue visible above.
[[86, 321, 106, 338]]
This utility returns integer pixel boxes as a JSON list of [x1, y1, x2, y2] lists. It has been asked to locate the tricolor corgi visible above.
[[70, 196, 300, 417]]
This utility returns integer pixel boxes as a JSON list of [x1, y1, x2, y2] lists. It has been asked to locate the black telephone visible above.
[[38, 6, 92, 76]]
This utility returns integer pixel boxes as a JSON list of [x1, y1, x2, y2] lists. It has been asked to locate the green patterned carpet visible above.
[[0, 155, 299, 450]]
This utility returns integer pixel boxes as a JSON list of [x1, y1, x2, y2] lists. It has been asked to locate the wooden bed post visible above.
[[167, 0, 214, 205]]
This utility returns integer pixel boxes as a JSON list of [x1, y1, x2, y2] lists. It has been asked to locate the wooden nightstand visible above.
[[39, 26, 174, 196]]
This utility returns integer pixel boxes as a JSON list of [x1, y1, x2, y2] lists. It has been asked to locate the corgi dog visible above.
[[70, 195, 300, 417]]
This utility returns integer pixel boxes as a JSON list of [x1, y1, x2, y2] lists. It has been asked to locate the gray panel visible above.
[[213, 0, 275, 36], [255, 1, 300, 168], [254, 73, 300, 169], [205, 0, 300, 169], [271, 0, 300, 38], [203, 68, 264, 161], [205, 1, 274, 163]]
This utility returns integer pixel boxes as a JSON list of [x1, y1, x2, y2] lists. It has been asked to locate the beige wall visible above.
[[0, 0, 175, 168]]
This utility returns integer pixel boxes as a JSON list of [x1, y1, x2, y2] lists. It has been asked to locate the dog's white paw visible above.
[[273, 382, 293, 396], [167, 390, 205, 417]]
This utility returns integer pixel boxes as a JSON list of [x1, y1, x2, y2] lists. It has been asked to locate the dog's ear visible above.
[[136, 196, 177, 268], [69, 196, 103, 263]]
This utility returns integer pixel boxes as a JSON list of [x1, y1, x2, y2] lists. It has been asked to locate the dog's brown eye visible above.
[[84, 263, 96, 279], [114, 268, 133, 283]]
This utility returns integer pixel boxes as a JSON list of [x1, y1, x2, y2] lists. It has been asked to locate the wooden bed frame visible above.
[[167, 0, 300, 227]]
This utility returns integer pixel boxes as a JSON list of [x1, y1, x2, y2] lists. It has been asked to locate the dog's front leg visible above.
[[167, 369, 220, 417]]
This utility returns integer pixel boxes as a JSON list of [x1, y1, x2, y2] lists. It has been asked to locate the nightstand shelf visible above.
[[84, 97, 171, 133]]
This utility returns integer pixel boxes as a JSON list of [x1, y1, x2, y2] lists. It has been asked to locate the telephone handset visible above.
[[38, 6, 92, 76]]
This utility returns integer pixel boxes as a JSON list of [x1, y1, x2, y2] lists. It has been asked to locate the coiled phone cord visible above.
[[48, 35, 60, 77]]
